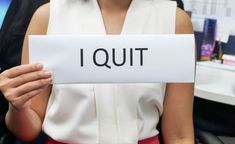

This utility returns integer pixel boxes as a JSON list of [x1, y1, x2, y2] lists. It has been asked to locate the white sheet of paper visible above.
[[29, 35, 195, 84], [216, 23, 230, 43]]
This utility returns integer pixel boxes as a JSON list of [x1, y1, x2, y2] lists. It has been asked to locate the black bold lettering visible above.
[[135, 48, 148, 66], [112, 48, 126, 66], [93, 48, 111, 69]]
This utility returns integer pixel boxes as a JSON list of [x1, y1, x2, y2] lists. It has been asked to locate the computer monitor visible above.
[[0, 0, 11, 28]]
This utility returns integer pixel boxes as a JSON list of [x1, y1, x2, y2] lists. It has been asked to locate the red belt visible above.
[[46, 135, 160, 144]]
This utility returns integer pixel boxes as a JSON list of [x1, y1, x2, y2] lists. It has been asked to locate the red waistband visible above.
[[46, 135, 160, 144], [138, 135, 160, 144]]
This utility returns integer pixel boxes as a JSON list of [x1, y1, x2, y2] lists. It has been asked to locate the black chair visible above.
[[171, 0, 184, 10], [194, 97, 235, 144]]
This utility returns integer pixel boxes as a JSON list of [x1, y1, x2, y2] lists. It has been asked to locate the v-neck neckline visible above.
[[94, 0, 136, 35]]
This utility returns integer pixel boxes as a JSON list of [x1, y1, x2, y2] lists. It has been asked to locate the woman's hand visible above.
[[0, 63, 52, 110]]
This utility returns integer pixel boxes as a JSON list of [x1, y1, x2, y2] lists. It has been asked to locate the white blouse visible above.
[[42, 0, 177, 143]]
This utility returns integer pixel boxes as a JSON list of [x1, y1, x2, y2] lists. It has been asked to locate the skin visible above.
[[0, 0, 195, 143]]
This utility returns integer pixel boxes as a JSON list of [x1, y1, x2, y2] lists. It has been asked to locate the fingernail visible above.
[[44, 78, 52, 84], [36, 63, 43, 68], [44, 71, 52, 76], [47, 78, 53, 84]]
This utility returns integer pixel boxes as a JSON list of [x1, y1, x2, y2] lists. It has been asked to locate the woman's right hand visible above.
[[0, 63, 52, 110]]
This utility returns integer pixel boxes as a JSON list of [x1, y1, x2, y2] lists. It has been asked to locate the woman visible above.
[[0, 0, 195, 143]]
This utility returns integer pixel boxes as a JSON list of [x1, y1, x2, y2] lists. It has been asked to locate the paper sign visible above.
[[29, 35, 195, 84], [216, 23, 230, 43]]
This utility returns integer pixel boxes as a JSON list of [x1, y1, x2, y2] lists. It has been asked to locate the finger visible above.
[[0, 75, 7, 85], [0, 75, 9, 92], [11, 88, 44, 110], [0, 75, 6, 82], [1, 63, 43, 78], [13, 78, 52, 97], [9, 70, 52, 87]]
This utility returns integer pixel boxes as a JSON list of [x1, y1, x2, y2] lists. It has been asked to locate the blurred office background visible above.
[[182, 0, 235, 144]]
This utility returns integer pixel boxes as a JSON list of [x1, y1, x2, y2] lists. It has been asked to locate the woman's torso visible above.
[[43, 0, 176, 143]]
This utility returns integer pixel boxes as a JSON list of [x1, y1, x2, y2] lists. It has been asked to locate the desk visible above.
[[195, 62, 235, 106]]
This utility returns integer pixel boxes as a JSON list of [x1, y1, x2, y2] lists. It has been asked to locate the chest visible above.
[[101, 11, 127, 35], [48, 0, 176, 35]]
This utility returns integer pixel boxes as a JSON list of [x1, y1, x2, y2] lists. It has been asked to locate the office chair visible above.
[[194, 97, 235, 144], [173, 0, 184, 10]]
